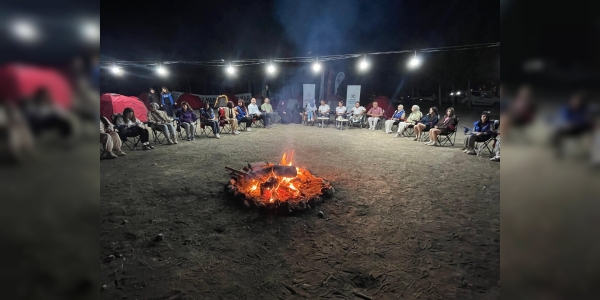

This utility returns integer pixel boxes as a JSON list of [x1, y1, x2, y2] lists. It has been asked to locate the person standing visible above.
[[148, 88, 159, 105], [366, 101, 384, 130], [161, 87, 175, 117], [261, 98, 274, 128], [262, 85, 272, 101]]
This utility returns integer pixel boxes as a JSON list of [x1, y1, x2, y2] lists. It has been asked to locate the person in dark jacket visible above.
[[413, 106, 439, 141], [148, 88, 159, 105], [176, 101, 198, 140], [426, 107, 458, 146], [462, 111, 494, 154], [160, 87, 175, 117], [277, 100, 291, 124], [235, 99, 253, 131], [550, 92, 592, 157], [291, 102, 303, 124], [200, 102, 221, 139]]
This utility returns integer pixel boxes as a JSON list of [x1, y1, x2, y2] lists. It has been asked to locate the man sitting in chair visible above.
[[366, 101, 384, 130], [247, 98, 264, 127], [348, 102, 366, 126], [317, 100, 330, 127], [261, 98, 274, 128]]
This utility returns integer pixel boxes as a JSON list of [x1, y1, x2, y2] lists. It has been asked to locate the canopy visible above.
[[0, 64, 72, 108], [100, 93, 148, 122]]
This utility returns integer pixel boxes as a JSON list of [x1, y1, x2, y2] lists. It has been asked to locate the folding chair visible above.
[[174, 109, 199, 139], [112, 114, 142, 150], [436, 117, 460, 146], [374, 110, 386, 130], [218, 108, 233, 133], [404, 124, 415, 137], [199, 117, 219, 137], [475, 120, 500, 157]]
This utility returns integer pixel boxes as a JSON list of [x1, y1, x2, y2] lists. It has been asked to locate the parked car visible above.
[[461, 91, 500, 107]]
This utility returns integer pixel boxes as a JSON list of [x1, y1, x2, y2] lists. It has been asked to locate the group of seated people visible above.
[[101, 97, 500, 161]]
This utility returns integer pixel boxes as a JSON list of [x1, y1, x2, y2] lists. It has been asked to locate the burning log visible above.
[[224, 153, 335, 214]]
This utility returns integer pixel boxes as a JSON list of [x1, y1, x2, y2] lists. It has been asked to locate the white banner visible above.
[[302, 84, 315, 107], [171, 91, 252, 105], [235, 93, 252, 102], [334, 72, 345, 95], [346, 85, 361, 108]]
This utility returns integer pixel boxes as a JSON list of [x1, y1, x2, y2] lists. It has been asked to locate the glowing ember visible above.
[[225, 150, 334, 212]]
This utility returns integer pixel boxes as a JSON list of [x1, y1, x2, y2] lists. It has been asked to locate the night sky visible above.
[[101, 0, 500, 101]]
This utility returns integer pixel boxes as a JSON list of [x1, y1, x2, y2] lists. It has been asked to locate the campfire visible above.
[[224, 151, 335, 213]]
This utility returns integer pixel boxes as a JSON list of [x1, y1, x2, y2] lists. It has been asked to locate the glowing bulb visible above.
[[267, 64, 275, 74], [227, 66, 235, 74], [10, 19, 39, 43], [157, 66, 167, 76], [111, 66, 122, 75], [313, 62, 321, 72], [450, 93, 454, 96], [408, 56, 421, 69], [456, 91, 461, 95], [359, 60, 368, 70]]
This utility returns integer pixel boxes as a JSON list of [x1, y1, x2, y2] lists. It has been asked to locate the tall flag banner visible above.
[[346, 85, 361, 108], [334, 72, 345, 95], [303, 84, 315, 107]]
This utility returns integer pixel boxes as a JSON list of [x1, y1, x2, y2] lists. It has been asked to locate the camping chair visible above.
[[199, 116, 218, 137], [475, 120, 500, 157], [218, 108, 233, 133], [437, 117, 460, 146], [174, 108, 199, 139], [147, 122, 168, 144], [374, 110, 386, 130], [250, 113, 265, 128], [112, 114, 141, 150]]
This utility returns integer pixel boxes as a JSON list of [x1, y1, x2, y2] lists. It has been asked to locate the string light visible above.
[[312, 58, 321, 72], [267, 61, 275, 74], [226, 62, 235, 74], [157, 64, 168, 76], [358, 54, 368, 71], [407, 51, 421, 69], [111, 64, 122, 75]]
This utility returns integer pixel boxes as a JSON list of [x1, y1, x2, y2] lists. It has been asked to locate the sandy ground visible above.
[[100, 119, 500, 300]]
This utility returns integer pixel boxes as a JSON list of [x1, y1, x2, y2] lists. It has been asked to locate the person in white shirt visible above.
[[348, 102, 366, 125], [335, 101, 347, 128], [247, 98, 264, 127], [317, 100, 330, 126]]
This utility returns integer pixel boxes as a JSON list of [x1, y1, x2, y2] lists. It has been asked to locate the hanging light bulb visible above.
[[359, 54, 369, 70], [267, 61, 275, 74], [227, 62, 235, 74], [408, 51, 421, 69], [157, 64, 168, 76], [111, 64, 122, 75], [312, 58, 321, 72]]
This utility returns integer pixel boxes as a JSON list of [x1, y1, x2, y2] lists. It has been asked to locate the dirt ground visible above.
[[100, 117, 500, 300]]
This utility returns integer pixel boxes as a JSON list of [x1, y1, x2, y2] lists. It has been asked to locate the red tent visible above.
[[101, 93, 148, 122], [0, 64, 72, 108], [176, 93, 203, 110], [365, 96, 395, 118], [138, 93, 150, 106]]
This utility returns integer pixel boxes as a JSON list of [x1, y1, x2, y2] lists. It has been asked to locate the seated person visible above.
[[200, 102, 221, 139], [413, 106, 439, 141], [366, 101, 384, 130], [384, 104, 405, 134], [176, 101, 198, 141], [0, 102, 35, 163], [116, 107, 153, 150], [462, 111, 494, 154], [291, 102, 303, 124], [147, 103, 178, 145], [335, 101, 347, 128], [490, 135, 500, 161], [395, 105, 423, 137], [426, 107, 458, 146], [100, 115, 126, 158], [260, 98, 275, 128], [305, 100, 317, 125], [348, 102, 366, 125], [247, 98, 264, 126], [224, 101, 240, 134], [235, 99, 253, 131], [317, 100, 330, 126], [550, 92, 592, 158], [277, 100, 291, 124]]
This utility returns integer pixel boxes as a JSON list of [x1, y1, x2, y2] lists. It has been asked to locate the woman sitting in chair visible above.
[[462, 111, 494, 155], [394, 105, 422, 137], [384, 104, 405, 134], [147, 103, 178, 145], [177, 101, 197, 141], [413, 106, 439, 141], [425, 107, 457, 146], [100, 115, 126, 159], [305, 100, 317, 125], [235, 99, 253, 131], [200, 102, 221, 139], [116, 107, 153, 150], [224, 101, 240, 135]]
